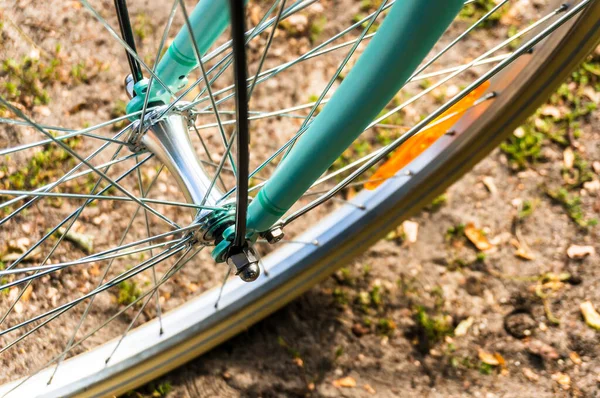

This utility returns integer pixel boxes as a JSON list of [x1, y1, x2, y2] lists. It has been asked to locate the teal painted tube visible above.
[[127, 0, 237, 113], [156, 0, 231, 86], [246, 0, 465, 233]]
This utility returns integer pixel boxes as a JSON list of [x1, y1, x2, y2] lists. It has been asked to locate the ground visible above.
[[1, 0, 599, 397]]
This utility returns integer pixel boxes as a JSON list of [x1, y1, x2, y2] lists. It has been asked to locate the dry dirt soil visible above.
[[1, 0, 600, 397]]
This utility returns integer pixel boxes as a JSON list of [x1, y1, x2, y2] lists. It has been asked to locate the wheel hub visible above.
[[126, 103, 261, 280]]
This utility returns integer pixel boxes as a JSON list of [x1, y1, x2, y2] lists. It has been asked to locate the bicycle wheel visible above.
[[0, 0, 598, 396]]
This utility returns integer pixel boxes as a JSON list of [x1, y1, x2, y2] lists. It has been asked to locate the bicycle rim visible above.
[[0, 0, 599, 396]]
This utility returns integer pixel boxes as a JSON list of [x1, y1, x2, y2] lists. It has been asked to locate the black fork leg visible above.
[[228, 0, 250, 253], [114, 0, 144, 83]]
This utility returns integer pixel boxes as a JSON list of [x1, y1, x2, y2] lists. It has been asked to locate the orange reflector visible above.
[[365, 81, 490, 190]]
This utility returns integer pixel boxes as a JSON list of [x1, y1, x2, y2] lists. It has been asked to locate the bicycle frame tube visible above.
[[245, 0, 465, 233], [126, 0, 247, 113], [132, 0, 465, 236]]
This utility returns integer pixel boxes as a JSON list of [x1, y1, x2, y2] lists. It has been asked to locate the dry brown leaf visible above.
[[482, 176, 497, 195], [464, 223, 493, 251], [534, 118, 548, 132], [526, 339, 559, 360], [21, 285, 33, 302], [552, 372, 571, 390], [513, 127, 525, 138], [567, 245, 596, 259], [494, 352, 506, 368], [569, 352, 582, 365], [57, 228, 94, 254], [346, 186, 357, 200], [522, 367, 540, 382], [580, 301, 600, 330], [582, 86, 600, 103], [402, 220, 419, 243], [583, 180, 600, 193], [542, 281, 564, 292], [515, 247, 536, 261], [89, 263, 101, 277], [489, 232, 512, 246], [563, 147, 575, 170], [454, 317, 474, 337], [478, 349, 500, 366], [363, 384, 376, 395], [540, 105, 562, 119], [333, 376, 356, 388], [510, 238, 535, 260]]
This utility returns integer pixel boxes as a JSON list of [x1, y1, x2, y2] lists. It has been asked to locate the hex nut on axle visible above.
[[264, 227, 284, 244], [226, 248, 260, 282]]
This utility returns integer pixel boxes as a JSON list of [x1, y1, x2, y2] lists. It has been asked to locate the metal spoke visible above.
[[248, 0, 287, 99], [47, 164, 165, 384], [135, 156, 164, 335], [0, 190, 224, 211], [105, 245, 193, 363], [188, 53, 509, 133], [0, 127, 131, 224], [0, 240, 189, 339], [45, 145, 144, 384], [214, 267, 231, 309], [0, 151, 142, 211], [0, 240, 179, 278], [178, 0, 237, 177], [1, 154, 154, 276], [370, 13, 560, 129], [1, 245, 204, 398], [282, 2, 579, 226], [0, 97, 180, 229], [183, 0, 489, 115], [183, 1, 397, 112], [161, 0, 312, 118], [78, 0, 175, 98], [0, 143, 126, 328], [218, 4, 562, 204], [409, 0, 511, 80], [282, 0, 388, 159], [136, 0, 179, 140], [192, 124, 228, 191], [0, 114, 139, 157], [201, 129, 237, 208]]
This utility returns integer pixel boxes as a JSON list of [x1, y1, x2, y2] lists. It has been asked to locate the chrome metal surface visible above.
[[137, 107, 223, 217], [125, 74, 135, 99]]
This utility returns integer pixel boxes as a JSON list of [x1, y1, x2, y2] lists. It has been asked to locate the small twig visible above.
[[3, 14, 52, 59]]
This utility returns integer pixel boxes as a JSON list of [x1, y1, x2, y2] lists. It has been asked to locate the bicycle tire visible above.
[[1, 0, 599, 396]]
